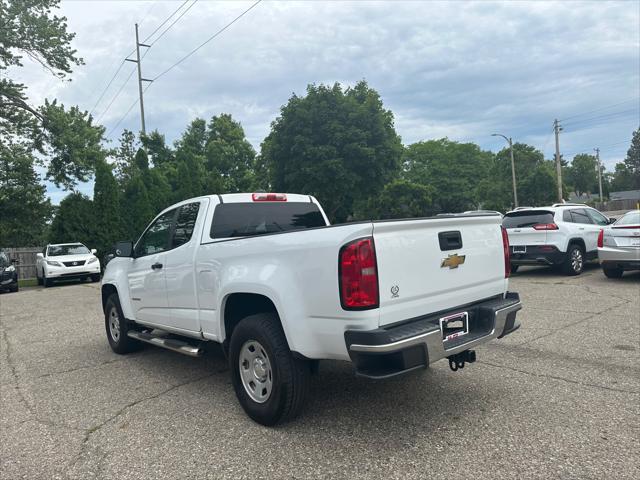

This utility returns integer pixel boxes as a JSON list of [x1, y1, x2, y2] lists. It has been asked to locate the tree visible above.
[[355, 179, 434, 220], [122, 175, 153, 241], [0, 143, 52, 246], [205, 114, 257, 193], [262, 81, 402, 222], [610, 162, 633, 192], [1, 0, 104, 188], [403, 139, 493, 213], [623, 128, 640, 189], [48, 193, 94, 245], [93, 160, 122, 255], [567, 154, 598, 196], [113, 130, 139, 181]]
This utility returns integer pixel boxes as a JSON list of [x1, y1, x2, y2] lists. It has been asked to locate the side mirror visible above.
[[36, 253, 44, 259], [114, 241, 134, 258], [91, 248, 97, 255]]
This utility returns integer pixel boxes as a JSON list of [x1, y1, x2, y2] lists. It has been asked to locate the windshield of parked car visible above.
[[615, 211, 640, 226], [211, 202, 327, 238], [47, 244, 90, 256], [502, 211, 555, 228], [0, 252, 9, 267]]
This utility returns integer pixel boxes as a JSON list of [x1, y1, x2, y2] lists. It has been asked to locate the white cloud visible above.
[[13, 0, 639, 201]]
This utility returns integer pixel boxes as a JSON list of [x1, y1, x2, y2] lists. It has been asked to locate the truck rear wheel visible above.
[[104, 293, 141, 354], [229, 313, 310, 426]]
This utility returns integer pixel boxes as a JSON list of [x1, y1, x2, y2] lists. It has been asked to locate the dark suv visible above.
[[0, 250, 19, 293]]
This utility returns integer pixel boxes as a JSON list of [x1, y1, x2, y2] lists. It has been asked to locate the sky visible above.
[[13, 0, 640, 204]]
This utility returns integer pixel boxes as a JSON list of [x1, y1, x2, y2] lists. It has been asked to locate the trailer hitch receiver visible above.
[[448, 349, 476, 371]]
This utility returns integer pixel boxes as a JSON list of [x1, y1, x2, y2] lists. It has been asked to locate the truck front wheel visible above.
[[229, 313, 310, 426], [104, 293, 141, 354]]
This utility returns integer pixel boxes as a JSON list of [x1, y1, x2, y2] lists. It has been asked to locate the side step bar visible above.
[[127, 330, 204, 357]]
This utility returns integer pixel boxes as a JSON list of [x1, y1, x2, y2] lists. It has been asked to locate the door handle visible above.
[[578, 227, 585, 230], [151, 263, 163, 270]]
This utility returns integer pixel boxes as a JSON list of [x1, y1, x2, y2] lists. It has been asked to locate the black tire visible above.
[[43, 276, 52, 288], [36, 273, 43, 286], [562, 244, 584, 276], [510, 264, 519, 274], [91, 274, 101, 282], [229, 313, 310, 426], [9, 283, 18, 293], [603, 266, 624, 279], [104, 293, 142, 354]]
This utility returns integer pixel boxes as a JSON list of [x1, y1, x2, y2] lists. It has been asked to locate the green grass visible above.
[[18, 278, 38, 288]]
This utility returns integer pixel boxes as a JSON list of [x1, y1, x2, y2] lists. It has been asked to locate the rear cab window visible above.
[[210, 202, 327, 239], [615, 211, 640, 226], [502, 211, 555, 229]]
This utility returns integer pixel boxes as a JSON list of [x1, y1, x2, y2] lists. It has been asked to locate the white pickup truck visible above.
[[102, 192, 522, 425]]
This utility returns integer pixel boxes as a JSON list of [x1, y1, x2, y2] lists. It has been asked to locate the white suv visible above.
[[36, 243, 101, 287], [502, 204, 612, 275]]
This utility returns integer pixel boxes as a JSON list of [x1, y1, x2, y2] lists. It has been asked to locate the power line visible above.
[[141, 0, 191, 44], [96, 65, 137, 124], [148, 0, 199, 47], [151, 0, 262, 82], [563, 108, 639, 129], [138, 0, 159, 27], [88, 59, 125, 115], [560, 98, 640, 122], [106, 84, 151, 138]]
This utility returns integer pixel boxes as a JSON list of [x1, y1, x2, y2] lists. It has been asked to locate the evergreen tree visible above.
[[123, 175, 154, 240], [49, 193, 95, 246], [93, 160, 122, 255]]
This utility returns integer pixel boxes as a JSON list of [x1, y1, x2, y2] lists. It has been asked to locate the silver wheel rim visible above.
[[571, 249, 583, 272], [239, 340, 273, 403], [109, 307, 120, 343]]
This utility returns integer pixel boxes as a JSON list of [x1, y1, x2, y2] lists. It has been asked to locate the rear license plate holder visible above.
[[440, 311, 469, 343], [513, 245, 526, 253]]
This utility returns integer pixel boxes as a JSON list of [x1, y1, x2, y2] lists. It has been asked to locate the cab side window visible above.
[[171, 202, 200, 248], [570, 209, 593, 224], [135, 209, 176, 257], [586, 209, 608, 226]]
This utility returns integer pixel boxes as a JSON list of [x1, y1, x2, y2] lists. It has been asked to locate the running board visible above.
[[127, 330, 204, 357]]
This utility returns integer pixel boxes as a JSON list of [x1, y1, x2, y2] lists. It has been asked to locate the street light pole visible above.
[[492, 133, 519, 208]]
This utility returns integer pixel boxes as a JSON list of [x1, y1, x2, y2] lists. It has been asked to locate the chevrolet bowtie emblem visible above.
[[441, 254, 466, 269]]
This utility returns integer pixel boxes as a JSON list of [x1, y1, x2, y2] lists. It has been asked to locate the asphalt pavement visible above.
[[1, 264, 638, 479]]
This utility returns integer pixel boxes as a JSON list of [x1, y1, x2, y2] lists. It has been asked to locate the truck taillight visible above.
[[502, 227, 510, 278], [532, 223, 559, 230], [339, 237, 379, 310], [597, 229, 604, 248], [252, 193, 287, 202]]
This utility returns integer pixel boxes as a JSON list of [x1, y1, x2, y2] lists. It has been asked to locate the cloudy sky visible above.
[[13, 0, 640, 203]]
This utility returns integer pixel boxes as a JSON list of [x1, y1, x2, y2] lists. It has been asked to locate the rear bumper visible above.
[[510, 246, 564, 266], [598, 246, 640, 270], [344, 292, 522, 379]]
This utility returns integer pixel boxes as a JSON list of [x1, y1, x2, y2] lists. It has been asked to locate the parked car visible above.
[[0, 250, 19, 293], [102, 192, 522, 425], [597, 210, 640, 278], [502, 203, 613, 275], [36, 243, 101, 287]]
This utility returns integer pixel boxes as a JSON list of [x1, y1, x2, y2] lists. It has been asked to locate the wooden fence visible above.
[[5, 247, 42, 280]]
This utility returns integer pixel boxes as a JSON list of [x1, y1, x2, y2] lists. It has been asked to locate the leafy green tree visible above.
[[518, 161, 558, 207], [355, 179, 434, 220], [93, 160, 122, 255], [113, 130, 139, 181], [403, 139, 493, 212], [262, 81, 402, 222], [567, 154, 598, 196], [610, 162, 633, 192], [1, 0, 105, 189], [623, 128, 640, 189], [48, 193, 95, 245], [141, 130, 174, 167], [205, 114, 257, 193], [0, 143, 52, 246]]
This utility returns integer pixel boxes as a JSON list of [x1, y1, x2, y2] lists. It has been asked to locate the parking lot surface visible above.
[[1, 265, 639, 479]]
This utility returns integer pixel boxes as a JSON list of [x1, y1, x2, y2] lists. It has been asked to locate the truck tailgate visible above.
[[373, 215, 507, 327]]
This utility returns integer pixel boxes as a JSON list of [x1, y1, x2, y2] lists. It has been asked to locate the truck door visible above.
[[128, 208, 176, 324], [163, 199, 209, 332]]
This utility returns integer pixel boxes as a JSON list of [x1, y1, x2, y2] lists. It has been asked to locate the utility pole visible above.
[[594, 147, 603, 202], [125, 23, 152, 135], [491, 133, 518, 207], [553, 119, 563, 203]]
